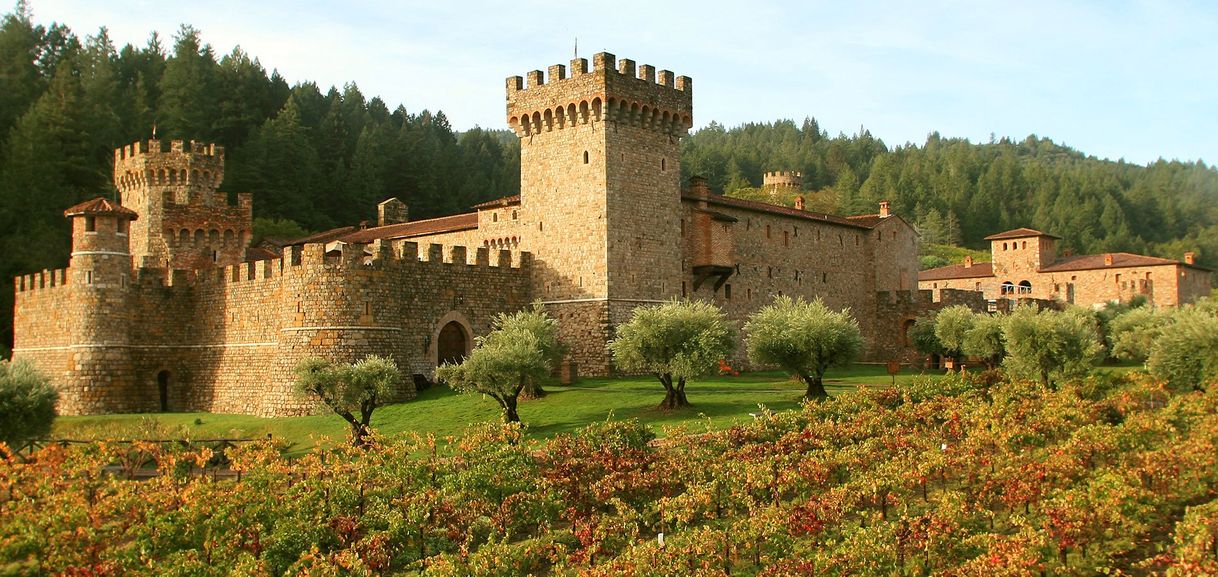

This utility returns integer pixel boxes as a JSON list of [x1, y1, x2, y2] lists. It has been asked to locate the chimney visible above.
[[964, 255, 973, 269], [1184, 251, 1196, 265], [879, 200, 890, 218], [794, 196, 805, 211], [1104, 253, 1114, 266], [377, 197, 409, 227], [358, 220, 369, 230], [689, 176, 711, 199]]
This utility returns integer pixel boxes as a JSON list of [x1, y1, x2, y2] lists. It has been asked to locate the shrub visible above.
[[0, 359, 58, 449]]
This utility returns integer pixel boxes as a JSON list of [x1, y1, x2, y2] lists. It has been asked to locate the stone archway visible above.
[[430, 311, 474, 367], [437, 322, 468, 366]]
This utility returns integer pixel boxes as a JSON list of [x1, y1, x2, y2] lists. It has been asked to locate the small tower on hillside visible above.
[[62, 198, 139, 413], [762, 171, 802, 196], [113, 139, 252, 270]]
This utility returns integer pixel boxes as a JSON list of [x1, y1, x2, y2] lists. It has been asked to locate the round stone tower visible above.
[[62, 198, 139, 414], [763, 171, 802, 192]]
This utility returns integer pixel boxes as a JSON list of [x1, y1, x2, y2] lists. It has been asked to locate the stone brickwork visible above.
[[13, 49, 944, 416], [506, 52, 691, 367], [921, 228, 1211, 308], [114, 139, 252, 270]]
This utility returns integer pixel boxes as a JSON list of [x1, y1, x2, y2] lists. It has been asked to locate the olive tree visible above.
[[609, 300, 735, 409], [0, 359, 58, 450], [294, 355, 400, 447], [744, 296, 863, 400], [1107, 306, 1171, 363], [934, 305, 976, 364], [436, 305, 560, 423], [1002, 306, 1102, 390], [1146, 305, 1218, 392], [962, 313, 1006, 369]]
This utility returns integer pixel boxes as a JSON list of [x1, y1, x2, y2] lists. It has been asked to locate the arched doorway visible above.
[[437, 321, 468, 366], [157, 370, 170, 412]]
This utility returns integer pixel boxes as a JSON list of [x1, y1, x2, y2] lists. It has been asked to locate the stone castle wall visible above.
[[925, 262, 1207, 308], [13, 241, 532, 416]]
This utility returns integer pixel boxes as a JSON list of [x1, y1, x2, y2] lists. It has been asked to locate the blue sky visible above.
[[29, 0, 1218, 165]]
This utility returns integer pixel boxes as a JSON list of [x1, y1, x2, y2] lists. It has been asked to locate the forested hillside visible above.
[[0, 6, 519, 348], [682, 119, 1218, 262], [1, 4, 1215, 349]]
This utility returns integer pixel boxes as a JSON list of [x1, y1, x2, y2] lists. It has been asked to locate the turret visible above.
[[62, 197, 138, 412], [114, 139, 252, 270]]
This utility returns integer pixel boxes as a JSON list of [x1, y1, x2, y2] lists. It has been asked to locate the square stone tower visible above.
[[506, 52, 692, 373]]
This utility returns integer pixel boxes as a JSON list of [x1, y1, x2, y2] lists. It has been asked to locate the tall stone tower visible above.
[[62, 198, 139, 413], [506, 52, 692, 373], [113, 139, 252, 271]]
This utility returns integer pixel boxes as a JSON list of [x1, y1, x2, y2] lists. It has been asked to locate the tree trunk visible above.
[[503, 394, 520, 423], [802, 372, 829, 400], [520, 376, 546, 399], [657, 373, 691, 410]]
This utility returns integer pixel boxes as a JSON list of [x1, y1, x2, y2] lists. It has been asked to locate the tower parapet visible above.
[[114, 139, 252, 270], [763, 171, 802, 190], [506, 52, 693, 138]]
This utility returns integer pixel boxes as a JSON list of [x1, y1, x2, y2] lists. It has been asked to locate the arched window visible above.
[[583, 151, 589, 164], [1018, 280, 1032, 294], [1000, 281, 1015, 295]]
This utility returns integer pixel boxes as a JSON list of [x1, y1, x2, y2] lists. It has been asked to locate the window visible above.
[[724, 284, 732, 299], [117, 219, 127, 235], [1018, 280, 1032, 294], [783, 231, 789, 247], [583, 151, 589, 164], [512, 210, 518, 220], [492, 212, 498, 223], [85, 216, 96, 232], [1003, 242, 1008, 251], [661, 158, 666, 171], [85, 270, 93, 285], [1022, 241, 1027, 249], [766, 225, 771, 239], [1001, 281, 1015, 295]]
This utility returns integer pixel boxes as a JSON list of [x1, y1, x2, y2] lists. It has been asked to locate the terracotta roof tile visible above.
[[918, 261, 994, 281], [339, 212, 479, 243], [1040, 252, 1208, 272], [471, 195, 520, 209], [983, 228, 1060, 241], [244, 246, 281, 262], [63, 197, 139, 219], [281, 226, 359, 246], [681, 193, 872, 230]]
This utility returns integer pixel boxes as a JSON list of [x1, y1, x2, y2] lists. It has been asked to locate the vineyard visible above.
[[2, 370, 1217, 576]]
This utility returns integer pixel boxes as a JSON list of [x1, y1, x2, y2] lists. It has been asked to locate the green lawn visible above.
[[52, 364, 940, 455]]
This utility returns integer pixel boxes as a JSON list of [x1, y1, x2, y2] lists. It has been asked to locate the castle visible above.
[[12, 52, 963, 416], [919, 228, 1210, 308]]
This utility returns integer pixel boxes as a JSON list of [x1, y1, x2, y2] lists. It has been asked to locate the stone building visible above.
[[13, 51, 948, 416], [919, 228, 1211, 308]]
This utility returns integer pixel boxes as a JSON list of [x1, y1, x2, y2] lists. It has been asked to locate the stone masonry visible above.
[[13, 50, 952, 416]]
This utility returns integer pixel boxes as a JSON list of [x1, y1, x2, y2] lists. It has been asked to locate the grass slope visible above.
[[53, 364, 932, 454]]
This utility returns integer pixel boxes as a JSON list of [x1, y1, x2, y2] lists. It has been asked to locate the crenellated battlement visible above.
[[506, 52, 692, 138], [14, 268, 69, 294], [763, 171, 803, 188], [113, 139, 225, 193]]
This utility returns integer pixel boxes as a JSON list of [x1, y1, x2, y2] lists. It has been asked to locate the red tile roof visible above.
[[919, 261, 994, 281], [845, 214, 885, 228], [681, 193, 871, 230], [471, 195, 520, 209], [281, 226, 359, 246], [338, 212, 479, 243], [983, 228, 1060, 241], [1040, 252, 1207, 272], [63, 197, 139, 219], [244, 246, 281, 262]]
